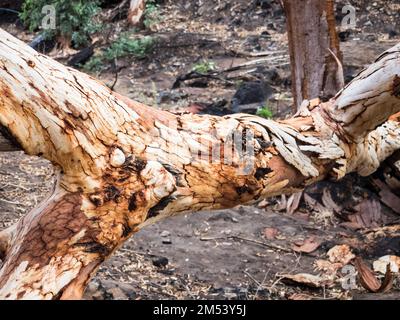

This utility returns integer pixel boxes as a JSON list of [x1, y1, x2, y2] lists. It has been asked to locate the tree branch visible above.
[[0, 28, 399, 299]]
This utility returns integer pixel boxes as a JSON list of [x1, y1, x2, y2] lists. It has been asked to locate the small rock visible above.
[[237, 288, 248, 300], [152, 256, 169, 268], [256, 0, 272, 9], [162, 238, 172, 244], [158, 268, 175, 275], [387, 27, 398, 39], [365, 34, 377, 42], [99, 279, 120, 291], [208, 212, 232, 222], [160, 230, 170, 237], [338, 30, 351, 42], [260, 30, 270, 37], [148, 63, 157, 71], [224, 287, 236, 293], [110, 259, 125, 268], [86, 281, 99, 293], [231, 80, 274, 114], [224, 293, 237, 299], [117, 282, 136, 295], [107, 287, 128, 300]]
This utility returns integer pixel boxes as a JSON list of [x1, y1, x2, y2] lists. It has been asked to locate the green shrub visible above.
[[192, 60, 216, 74], [83, 33, 155, 73], [20, 0, 101, 48], [82, 55, 104, 73], [256, 105, 273, 119], [104, 33, 155, 60], [143, 0, 161, 28]]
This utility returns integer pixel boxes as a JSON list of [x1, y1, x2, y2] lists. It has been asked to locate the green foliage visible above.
[[20, 0, 101, 47], [143, 0, 161, 28], [82, 55, 104, 73], [104, 34, 155, 60], [256, 105, 273, 119], [83, 33, 155, 73], [192, 60, 216, 74]]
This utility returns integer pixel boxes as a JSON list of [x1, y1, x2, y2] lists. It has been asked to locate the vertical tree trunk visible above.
[[128, 0, 146, 26], [283, 0, 342, 109], [283, 0, 400, 210]]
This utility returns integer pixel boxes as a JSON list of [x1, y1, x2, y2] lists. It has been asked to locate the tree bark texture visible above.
[[128, 0, 146, 26], [283, 0, 400, 204], [0, 29, 399, 299], [283, 0, 343, 109]]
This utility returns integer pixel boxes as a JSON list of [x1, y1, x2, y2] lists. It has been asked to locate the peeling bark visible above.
[[0, 29, 399, 299]]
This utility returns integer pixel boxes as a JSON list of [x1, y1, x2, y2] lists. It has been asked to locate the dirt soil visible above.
[[1, 0, 400, 300]]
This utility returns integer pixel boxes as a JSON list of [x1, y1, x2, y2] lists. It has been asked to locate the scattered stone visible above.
[[338, 30, 351, 42], [224, 292, 237, 299], [160, 230, 170, 237], [365, 34, 377, 42], [162, 238, 172, 244], [158, 268, 175, 276], [107, 287, 128, 300], [208, 211, 233, 222], [86, 281, 99, 293], [117, 282, 136, 295], [386, 27, 398, 39], [152, 256, 169, 268], [99, 279, 120, 291], [231, 80, 274, 114]]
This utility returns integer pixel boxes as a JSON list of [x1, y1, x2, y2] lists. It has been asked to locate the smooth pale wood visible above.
[[0, 28, 399, 299]]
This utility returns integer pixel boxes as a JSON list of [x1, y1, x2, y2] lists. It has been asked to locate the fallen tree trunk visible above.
[[0, 28, 399, 299]]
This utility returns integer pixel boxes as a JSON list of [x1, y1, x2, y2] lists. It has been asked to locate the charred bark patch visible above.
[[162, 163, 185, 187], [256, 138, 272, 149], [89, 193, 103, 207], [104, 185, 121, 202], [125, 157, 147, 172], [147, 196, 176, 219], [117, 173, 130, 183], [128, 193, 137, 211], [255, 167, 273, 180], [236, 185, 250, 195], [122, 223, 132, 238], [393, 75, 400, 97], [74, 242, 110, 255]]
